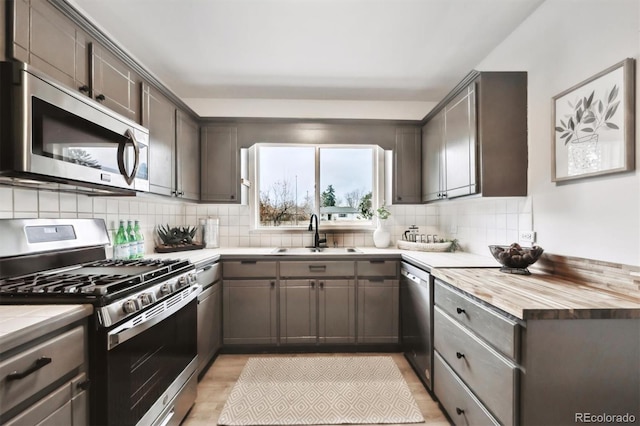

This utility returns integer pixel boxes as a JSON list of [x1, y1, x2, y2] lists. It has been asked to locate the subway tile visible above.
[[507, 214, 518, 231], [207, 205, 218, 216], [13, 190, 37, 212], [0, 188, 13, 212], [250, 235, 261, 247], [0, 212, 12, 219], [129, 201, 139, 215], [59, 193, 77, 212], [138, 202, 148, 215], [93, 198, 107, 213], [228, 215, 240, 226], [77, 195, 93, 213], [38, 191, 59, 212], [238, 236, 250, 247], [217, 205, 229, 217], [228, 205, 240, 216], [107, 199, 119, 214], [186, 205, 197, 216], [60, 212, 78, 219], [38, 211, 59, 219]]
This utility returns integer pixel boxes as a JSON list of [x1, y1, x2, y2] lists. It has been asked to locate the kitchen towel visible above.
[[217, 355, 425, 425]]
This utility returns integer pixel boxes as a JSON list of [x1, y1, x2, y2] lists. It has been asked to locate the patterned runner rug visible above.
[[217, 356, 425, 425]]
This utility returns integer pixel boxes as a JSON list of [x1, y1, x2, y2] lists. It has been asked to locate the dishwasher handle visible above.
[[401, 269, 421, 284]]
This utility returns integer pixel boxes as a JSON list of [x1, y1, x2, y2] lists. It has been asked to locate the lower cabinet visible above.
[[279, 278, 356, 344], [197, 281, 221, 375], [357, 278, 399, 343], [433, 278, 640, 426], [223, 279, 277, 345]]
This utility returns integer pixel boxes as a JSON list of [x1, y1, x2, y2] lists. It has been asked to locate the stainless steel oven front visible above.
[[94, 286, 199, 426], [0, 61, 149, 193]]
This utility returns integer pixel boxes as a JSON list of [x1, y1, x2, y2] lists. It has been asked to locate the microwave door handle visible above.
[[117, 128, 140, 186]]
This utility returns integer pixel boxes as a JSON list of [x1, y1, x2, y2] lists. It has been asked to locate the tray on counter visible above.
[[397, 240, 452, 252]]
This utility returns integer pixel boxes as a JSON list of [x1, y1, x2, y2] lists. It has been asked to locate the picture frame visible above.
[[551, 58, 635, 182]]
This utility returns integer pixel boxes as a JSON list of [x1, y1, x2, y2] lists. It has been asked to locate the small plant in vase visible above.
[[372, 203, 391, 248], [155, 224, 204, 253]]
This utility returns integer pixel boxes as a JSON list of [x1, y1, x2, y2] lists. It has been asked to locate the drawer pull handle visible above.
[[309, 265, 327, 272], [270, 281, 275, 288], [455, 407, 465, 415], [456, 352, 465, 359], [78, 379, 91, 391], [7, 357, 52, 381], [456, 307, 466, 314], [319, 281, 324, 289], [311, 281, 316, 288]]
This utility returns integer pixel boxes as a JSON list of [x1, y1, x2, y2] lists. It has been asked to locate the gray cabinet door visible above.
[[176, 110, 200, 201], [280, 280, 317, 344], [422, 111, 444, 202], [201, 126, 239, 203], [444, 85, 477, 198], [212, 281, 222, 355], [357, 279, 399, 343], [142, 83, 176, 196], [11, 0, 89, 93], [318, 279, 356, 344], [394, 127, 422, 204], [223, 279, 277, 345], [91, 43, 141, 123]]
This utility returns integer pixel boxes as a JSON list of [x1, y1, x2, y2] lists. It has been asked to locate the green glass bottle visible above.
[[134, 220, 144, 259], [114, 220, 129, 260], [126, 220, 136, 259]]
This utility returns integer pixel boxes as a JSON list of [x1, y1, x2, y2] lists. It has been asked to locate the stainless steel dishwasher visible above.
[[196, 259, 222, 377], [400, 261, 433, 390]]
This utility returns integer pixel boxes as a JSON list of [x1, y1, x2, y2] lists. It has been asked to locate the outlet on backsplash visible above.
[[519, 231, 536, 244]]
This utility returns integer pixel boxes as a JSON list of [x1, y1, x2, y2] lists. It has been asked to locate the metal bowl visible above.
[[488, 244, 544, 274]]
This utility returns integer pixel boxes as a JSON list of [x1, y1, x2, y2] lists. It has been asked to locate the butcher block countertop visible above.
[[431, 267, 640, 321]]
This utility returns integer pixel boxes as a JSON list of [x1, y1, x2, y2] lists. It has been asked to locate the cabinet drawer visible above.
[[435, 279, 519, 359], [0, 326, 85, 416], [434, 352, 499, 426], [280, 261, 355, 278], [223, 261, 276, 278], [434, 307, 517, 426], [356, 260, 398, 277]]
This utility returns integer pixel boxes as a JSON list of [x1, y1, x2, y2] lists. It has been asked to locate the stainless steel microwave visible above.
[[0, 62, 149, 193]]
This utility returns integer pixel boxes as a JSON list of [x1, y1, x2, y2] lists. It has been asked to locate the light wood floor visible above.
[[182, 353, 450, 426]]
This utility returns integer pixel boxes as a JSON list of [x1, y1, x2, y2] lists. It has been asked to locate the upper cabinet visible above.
[[422, 71, 527, 202], [143, 83, 176, 197], [393, 127, 422, 204], [10, 0, 141, 123], [176, 110, 200, 201], [90, 43, 141, 123], [201, 125, 240, 203], [11, 0, 89, 92]]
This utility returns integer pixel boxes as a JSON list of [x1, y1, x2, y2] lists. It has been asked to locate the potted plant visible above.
[[360, 199, 391, 248], [154, 224, 204, 253]]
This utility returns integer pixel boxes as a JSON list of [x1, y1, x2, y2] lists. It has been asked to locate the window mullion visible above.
[[315, 146, 321, 217]]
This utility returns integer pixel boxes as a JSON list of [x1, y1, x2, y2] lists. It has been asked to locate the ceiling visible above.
[[70, 0, 544, 105]]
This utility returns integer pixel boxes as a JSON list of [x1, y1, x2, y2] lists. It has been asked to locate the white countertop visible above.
[[146, 247, 500, 269], [0, 304, 93, 353]]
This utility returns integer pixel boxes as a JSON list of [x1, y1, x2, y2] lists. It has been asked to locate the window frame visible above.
[[248, 143, 386, 232]]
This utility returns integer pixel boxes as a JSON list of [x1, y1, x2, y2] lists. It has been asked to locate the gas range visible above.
[[0, 218, 200, 426], [0, 245, 198, 327]]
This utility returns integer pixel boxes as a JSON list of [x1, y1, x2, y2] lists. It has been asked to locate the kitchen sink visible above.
[[272, 247, 362, 254]]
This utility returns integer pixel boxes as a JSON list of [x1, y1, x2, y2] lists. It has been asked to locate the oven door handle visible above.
[[107, 285, 200, 350]]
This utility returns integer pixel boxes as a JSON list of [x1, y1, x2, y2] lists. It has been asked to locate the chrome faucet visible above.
[[308, 214, 327, 248]]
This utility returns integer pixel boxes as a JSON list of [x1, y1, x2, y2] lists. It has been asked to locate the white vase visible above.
[[373, 219, 391, 248]]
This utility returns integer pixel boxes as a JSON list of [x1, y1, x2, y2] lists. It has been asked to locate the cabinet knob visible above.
[[456, 352, 465, 359], [78, 85, 90, 94], [270, 281, 275, 288], [319, 281, 324, 289], [311, 281, 315, 288], [230, 195, 235, 200], [77, 379, 91, 391], [442, 192, 448, 198], [95, 94, 106, 102], [456, 307, 466, 314], [397, 196, 402, 201], [455, 407, 465, 415]]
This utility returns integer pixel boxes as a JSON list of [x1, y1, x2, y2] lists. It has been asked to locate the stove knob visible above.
[[178, 276, 188, 289], [122, 299, 140, 314], [160, 283, 173, 295], [188, 273, 197, 284], [138, 292, 155, 306]]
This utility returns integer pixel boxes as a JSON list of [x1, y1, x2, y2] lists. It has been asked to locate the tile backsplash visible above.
[[2, 187, 531, 258]]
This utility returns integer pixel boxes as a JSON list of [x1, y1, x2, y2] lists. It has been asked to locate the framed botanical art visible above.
[[552, 58, 635, 182]]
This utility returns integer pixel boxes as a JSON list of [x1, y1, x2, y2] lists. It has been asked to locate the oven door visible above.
[[96, 289, 198, 426], [5, 62, 149, 192]]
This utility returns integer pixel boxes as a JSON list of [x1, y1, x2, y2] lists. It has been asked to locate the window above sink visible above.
[[248, 144, 387, 232]]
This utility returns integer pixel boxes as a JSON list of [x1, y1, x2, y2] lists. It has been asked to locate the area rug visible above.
[[217, 356, 425, 425]]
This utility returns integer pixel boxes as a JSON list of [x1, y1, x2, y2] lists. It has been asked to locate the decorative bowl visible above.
[[488, 243, 544, 275]]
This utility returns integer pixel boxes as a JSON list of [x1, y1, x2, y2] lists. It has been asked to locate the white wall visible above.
[[455, 0, 640, 265], [184, 98, 436, 121]]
